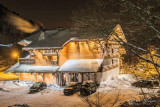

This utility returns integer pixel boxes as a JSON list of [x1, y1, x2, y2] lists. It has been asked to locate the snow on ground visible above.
[[47, 84, 64, 90], [0, 81, 85, 107], [4, 81, 20, 89], [0, 74, 154, 107], [15, 81, 34, 87], [98, 74, 137, 91]]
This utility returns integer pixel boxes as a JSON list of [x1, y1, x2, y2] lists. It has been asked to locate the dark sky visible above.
[[0, 0, 86, 29]]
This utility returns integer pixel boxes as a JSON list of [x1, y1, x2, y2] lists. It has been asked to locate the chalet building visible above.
[[6, 24, 126, 86]]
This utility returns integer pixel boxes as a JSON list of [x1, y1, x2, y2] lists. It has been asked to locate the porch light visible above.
[[12, 51, 19, 62], [12, 52, 18, 58]]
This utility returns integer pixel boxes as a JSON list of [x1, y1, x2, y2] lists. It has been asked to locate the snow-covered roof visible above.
[[58, 59, 103, 73], [6, 64, 59, 73], [23, 29, 106, 50], [13, 65, 59, 73], [18, 39, 32, 44], [5, 62, 20, 73], [18, 30, 58, 46], [5, 55, 31, 73], [23, 29, 75, 50]]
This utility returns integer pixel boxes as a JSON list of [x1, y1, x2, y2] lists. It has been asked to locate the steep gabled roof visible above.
[[23, 29, 76, 50], [21, 24, 126, 50], [18, 30, 58, 46]]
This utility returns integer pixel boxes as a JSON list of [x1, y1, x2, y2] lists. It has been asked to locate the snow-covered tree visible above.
[[71, 0, 160, 78]]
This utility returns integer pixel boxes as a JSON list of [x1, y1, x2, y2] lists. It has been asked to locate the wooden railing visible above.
[[19, 58, 36, 64], [42, 52, 57, 56], [104, 53, 119, 58], [103, 64, 119, 71]]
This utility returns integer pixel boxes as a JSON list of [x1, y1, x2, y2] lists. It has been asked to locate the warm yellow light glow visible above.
[[12, 52, 19, 58], [151, 50, 156, 55]]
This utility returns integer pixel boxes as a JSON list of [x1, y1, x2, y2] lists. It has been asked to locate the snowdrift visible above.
[[47, 84, 64, 90], [1, 80, 63, 90], [99, 74, 137, 90]]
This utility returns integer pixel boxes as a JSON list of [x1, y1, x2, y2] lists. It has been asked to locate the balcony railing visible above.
[[103, 64, 119, 71], [104, 53, 119, 58], [42, 52, 57, 56], [19, 58, 36, 64]]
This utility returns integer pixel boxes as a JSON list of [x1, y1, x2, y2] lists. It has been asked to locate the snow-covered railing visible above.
[[41, 50, 58, 56], [42, 52, 57, 56], [19, 58, 35, 64], [103, 64, 119, 71]]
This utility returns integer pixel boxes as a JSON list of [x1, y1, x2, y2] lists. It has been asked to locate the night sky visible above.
[[0, 0, 86, 29]]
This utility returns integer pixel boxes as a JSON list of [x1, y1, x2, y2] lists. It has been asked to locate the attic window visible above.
[[39, 32, 45, 40]]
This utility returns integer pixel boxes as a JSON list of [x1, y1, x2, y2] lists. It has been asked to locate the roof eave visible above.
[[23, 47, 62, 51]]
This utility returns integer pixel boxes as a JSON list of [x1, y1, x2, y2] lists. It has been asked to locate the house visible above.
[[5, 24, 126, 86]]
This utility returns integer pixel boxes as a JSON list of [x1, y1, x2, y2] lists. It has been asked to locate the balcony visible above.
[[19, 58, 36, 64], [104, 53, 119, 58]]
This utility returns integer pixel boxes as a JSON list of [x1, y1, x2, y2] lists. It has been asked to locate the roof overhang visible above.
[[22, 37, 104, 51], [18, 40, 32, 46], [69, 37, 104, 42], [7, 65, 59, 73], [22, 47, 62, 51]]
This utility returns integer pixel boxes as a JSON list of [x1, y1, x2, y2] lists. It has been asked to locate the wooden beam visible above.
[[78, 73, 81, 82], [94, 73, 96, 83], [61, 73, 63, 86], [85, 73, 90, 80], [56, 50, 60, 66], [58, 72, 61, 86], [42, 73, 44, 82], [82, 73, 84, 82], [69, 73, 70, 83], [74, 73, 76, 82], [19, 73, 21, 81], [56, 73, 58, 85], [61, 73, 64, 86], [35, 73, 37, 82]]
